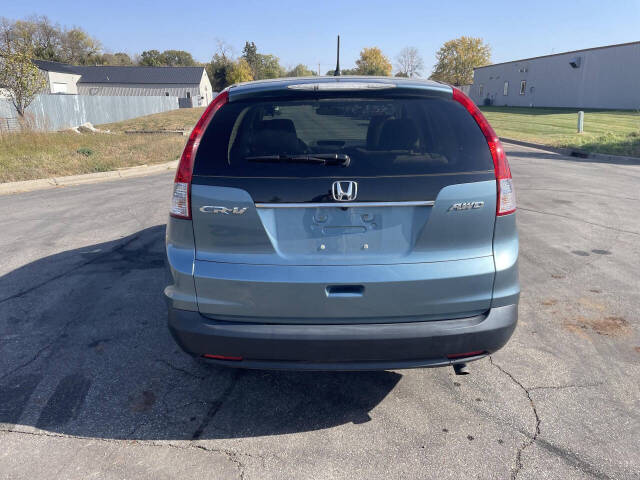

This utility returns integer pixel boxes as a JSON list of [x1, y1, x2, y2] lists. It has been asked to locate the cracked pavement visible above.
[[1, 143, 639, 479]]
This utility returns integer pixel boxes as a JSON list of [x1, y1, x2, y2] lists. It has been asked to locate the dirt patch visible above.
[[565, 316, 632, 338], [578, 297, 606, 312], [590, 317, 631, 336], [634, 346, 640, 354], [541, 299, 558, 306], [563, 322, 592, 341]]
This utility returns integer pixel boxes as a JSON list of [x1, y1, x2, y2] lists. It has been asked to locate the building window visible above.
[[165, 92, 169, 96], [186, 92, 191, 99], [51, 82, 68, 94], [479, 85, 484, 96], [520, 81, 526, 95], [503, 81, 509, 96]]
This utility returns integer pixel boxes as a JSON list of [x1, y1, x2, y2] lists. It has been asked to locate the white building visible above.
[[470, 41, 640, 110], [33, 60, 213, 106]]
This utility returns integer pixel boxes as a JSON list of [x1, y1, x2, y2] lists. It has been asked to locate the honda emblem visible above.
[[332, 181, 358, 202]]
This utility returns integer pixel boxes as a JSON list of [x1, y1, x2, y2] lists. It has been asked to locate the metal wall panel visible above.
[[0, 94, 179, 131], [470, 42, 640, 109]]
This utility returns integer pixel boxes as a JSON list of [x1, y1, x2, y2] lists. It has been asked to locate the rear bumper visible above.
[[168, 304, 517, 371]]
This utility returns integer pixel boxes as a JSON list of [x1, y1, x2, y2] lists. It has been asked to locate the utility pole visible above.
[[318, 62, 321, 76]]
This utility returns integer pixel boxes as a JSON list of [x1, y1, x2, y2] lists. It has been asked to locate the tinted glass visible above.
[[193, 97, 493, 177]]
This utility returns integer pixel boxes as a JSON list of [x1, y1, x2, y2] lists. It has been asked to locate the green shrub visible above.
[[76, 147, 93, 157]]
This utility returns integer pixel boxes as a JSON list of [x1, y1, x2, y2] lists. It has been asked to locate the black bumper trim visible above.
[[168, 305, 517, 371]]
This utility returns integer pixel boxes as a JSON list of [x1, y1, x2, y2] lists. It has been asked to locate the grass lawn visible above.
[[99, 107, 205, 132], [480, 106, 640, 157], [0, 130, 186, 183], [0, 108, 209, 183]]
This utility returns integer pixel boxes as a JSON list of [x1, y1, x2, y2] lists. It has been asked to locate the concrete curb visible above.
[[0, 160, 178, 196], [500, 137, 640, 165]]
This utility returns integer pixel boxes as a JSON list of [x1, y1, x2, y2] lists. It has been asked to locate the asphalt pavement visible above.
[[1, 143, 639, 479]]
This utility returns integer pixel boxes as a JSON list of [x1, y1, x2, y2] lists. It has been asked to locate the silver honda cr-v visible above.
[[164, 76, 519, 370]]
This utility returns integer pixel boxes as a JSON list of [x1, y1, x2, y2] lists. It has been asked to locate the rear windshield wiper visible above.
[[245, 153, 351, 167]]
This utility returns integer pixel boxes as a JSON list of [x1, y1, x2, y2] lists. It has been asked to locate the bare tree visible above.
[[215, 39, 235, 61], [0, 16, 101, 65], [395, 47, 424, 78]]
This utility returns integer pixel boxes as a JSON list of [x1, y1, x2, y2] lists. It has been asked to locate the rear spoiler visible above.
[[227, 78, 452, 102]]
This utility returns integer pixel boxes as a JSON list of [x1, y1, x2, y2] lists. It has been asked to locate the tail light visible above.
[[170, 90, 229, 219], [452, 88, 516, 216], [202, 354, 243, 361], [447, 350, 487, 359]]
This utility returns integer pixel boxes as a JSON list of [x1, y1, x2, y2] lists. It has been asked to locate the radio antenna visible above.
[[334, 35, 341, 76]]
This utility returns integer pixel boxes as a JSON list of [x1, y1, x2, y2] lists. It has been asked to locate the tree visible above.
[[326, 68, 357, 76], [1, 16, 102, 65], [429, 36, 491, 85], [100, 52, 132, 65], [285, 63, 317, 77], [241, 41, 259, 77], [396, 47, 423, 78], [206, 41, 235, 91], [226, 58, 253, 85], [0, 45, 47, 117], [139, 49, 198, 67], [139, 50, 163, 66], [27, 16, 61, 61], [241, 41, 284, 80], [1, 16, 61, 61], [258, 54, 285, 79], [59, 28, 101, 64], [161, 49, 196, 66], [355, 47, 392, 76], [286, 64, 315, 77], [207, 52, 232, 91], [4, 16, 63, 61]]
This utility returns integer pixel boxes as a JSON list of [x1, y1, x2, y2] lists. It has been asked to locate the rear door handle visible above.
[[326, 285, 365, 298]]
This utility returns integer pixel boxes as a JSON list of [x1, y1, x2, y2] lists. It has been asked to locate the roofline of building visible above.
[[474, 40, 640, 70], [33, 59, 204, 72], [73, 65, 205, 69], [76, 81, 202, 85]]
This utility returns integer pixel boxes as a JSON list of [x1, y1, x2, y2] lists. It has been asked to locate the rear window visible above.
[[193, 97, 493, 177]]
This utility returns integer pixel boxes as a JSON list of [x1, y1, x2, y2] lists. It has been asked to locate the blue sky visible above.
[[4, 0, 639, 74]]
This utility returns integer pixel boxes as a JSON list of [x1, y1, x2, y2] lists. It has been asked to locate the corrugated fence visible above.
[[0, 94, 179, 131]]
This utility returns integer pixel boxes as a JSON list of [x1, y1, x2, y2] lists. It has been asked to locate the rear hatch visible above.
[[189, 81, 498, 322]]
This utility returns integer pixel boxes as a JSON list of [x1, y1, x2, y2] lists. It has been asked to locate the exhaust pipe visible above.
[[453, 363, 470, 375]]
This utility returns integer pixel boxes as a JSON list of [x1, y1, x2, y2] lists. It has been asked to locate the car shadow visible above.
[[0, 225, 401, 441]]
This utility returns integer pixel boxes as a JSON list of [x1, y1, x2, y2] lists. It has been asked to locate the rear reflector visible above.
[[452, 88, 516, 216], [446, 350, 487, 359], [202, 354, 243, 361], [170, 90, 229, 219]]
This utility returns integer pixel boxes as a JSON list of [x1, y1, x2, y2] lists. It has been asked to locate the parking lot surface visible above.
[[1, 143, 639, 479]]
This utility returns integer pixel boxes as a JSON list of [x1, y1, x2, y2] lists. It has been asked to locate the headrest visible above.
[[259, 119, 297, 136]]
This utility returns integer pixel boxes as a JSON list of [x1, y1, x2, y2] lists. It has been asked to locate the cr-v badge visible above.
[[449, 201, 484, 211], [332, 181, 358, 201], [199, 206, 248, 215]]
